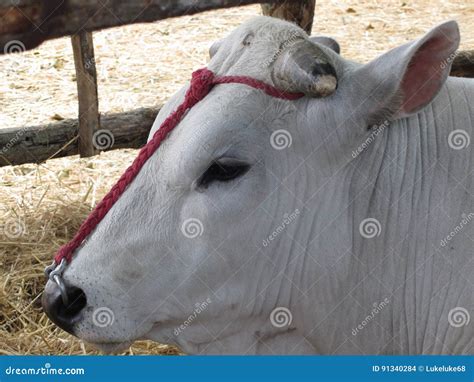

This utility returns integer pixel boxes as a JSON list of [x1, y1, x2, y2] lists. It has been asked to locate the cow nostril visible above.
[[59, 286, 87, 319], [43, 283, 87, 335]]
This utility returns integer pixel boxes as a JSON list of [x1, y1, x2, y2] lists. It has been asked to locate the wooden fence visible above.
[[0, 0, 472, 167]]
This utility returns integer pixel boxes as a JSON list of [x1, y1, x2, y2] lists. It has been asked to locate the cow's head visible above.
[[43, 16, 459, 354]]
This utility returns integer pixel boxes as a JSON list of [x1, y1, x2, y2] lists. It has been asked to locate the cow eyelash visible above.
[[198, 159, 250, 188]]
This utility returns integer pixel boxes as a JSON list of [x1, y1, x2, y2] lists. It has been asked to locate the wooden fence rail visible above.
[[0, 0, 293, 53], [450, 50, 474, 78], [0, 107, 159, 167]]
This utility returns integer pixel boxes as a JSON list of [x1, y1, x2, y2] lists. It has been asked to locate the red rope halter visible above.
[[54, 68, 304, 265]]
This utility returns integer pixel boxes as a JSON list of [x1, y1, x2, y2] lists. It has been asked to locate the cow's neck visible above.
[[298, 77, 473, 354]]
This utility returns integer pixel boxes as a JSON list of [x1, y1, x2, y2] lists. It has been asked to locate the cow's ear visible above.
[[209, 39, 223, 58], [309, 36, 340, 54], [350, 21, 459, 123]]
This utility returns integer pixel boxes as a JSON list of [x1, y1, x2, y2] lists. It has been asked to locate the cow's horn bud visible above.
[[271, 39, 338, 97]]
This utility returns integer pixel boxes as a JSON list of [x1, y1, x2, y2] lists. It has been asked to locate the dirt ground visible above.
[[0, 1, 473, 355]]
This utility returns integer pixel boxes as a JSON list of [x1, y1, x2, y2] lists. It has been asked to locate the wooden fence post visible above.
[[71, 31, 100, 157], [261, 0, 316, 34]]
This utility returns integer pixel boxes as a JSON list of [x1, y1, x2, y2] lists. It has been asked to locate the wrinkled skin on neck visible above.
[[46, 16, 473, 354]]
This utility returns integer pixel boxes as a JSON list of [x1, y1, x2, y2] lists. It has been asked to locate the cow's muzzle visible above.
[[42, 280, 87, 334]]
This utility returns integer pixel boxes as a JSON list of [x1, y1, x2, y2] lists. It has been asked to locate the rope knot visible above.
[[187, 68, 215, 104]]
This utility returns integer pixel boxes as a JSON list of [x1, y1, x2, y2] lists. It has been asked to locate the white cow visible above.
[[43, 16, 473, 354]]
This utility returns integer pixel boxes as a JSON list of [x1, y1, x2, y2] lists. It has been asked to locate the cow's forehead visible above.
[[150, 84, 291, 185], [175, 85, 270, 153], [233, 16, 305, 39], [231, 16, 307, 52], [208, 16, 308, 79]]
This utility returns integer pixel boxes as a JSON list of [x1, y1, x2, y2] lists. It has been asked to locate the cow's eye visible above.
[[199, 159, 250, 188]]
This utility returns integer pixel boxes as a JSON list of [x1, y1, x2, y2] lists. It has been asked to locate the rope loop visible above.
[[52, 67, 303, 266]]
